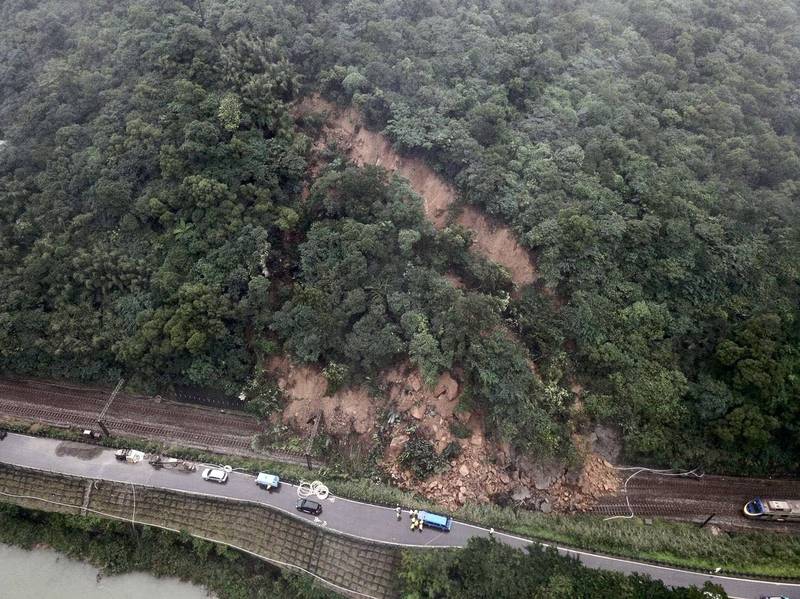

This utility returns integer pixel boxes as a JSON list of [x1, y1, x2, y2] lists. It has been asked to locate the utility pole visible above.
[[96, 378, 124, 437]]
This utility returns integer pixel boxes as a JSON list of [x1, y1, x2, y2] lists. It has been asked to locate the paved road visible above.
[[0, 433, 797, 599]]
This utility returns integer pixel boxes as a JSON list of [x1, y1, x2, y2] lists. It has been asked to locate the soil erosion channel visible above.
[[296, 95, 539, 287]]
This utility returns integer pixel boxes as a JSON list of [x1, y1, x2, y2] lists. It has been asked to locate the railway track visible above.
[[2, 377, 797, 521], [589, 469, 800, 531], [0, 380, 259, 433], [0, 378, 320, 467]]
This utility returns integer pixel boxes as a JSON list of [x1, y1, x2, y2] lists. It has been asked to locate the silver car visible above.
[[201, 468, 228, 483]]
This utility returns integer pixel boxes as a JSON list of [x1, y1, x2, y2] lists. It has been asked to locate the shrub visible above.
[[398, 435, 444, 480], [449, 420, 472, 439], [322, 362, 348, 395], [441, 440, 461, 461]]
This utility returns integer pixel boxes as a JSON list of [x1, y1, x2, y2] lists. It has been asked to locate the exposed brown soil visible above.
[[265, 355, 377, 438], [264, 354, 616, 511], [456, 207, 539, 286], [283, 97, 614, 512], [294, 95, 539, 288]]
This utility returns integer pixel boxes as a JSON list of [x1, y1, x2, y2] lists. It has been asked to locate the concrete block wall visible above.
[[0, 462, 85, 515], [0, 464, 400, 599]]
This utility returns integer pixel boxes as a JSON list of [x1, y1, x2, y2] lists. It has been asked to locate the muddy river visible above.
[[0, 544, 212, 598]]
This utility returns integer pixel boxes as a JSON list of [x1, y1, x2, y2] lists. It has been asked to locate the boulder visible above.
[[519, 458, 565, 491], [564, 468, 581, 486], [434, 372, 459, 401], [410, 404, 425, 420], [590, 424, 622, 463], [386, 434, 409, 460], [396, 388, 416, 413], [459, 464, 470, 477], [511, 485, 532, 502]]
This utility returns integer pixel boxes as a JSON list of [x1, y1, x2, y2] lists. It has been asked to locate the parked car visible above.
[[0, 429, 7, 440], [115, 448, 146, 463], [255, 472, 280, 491], [201, 468, 228, 484], [296, 498, 323, 515], [82, 429, 102, 440]]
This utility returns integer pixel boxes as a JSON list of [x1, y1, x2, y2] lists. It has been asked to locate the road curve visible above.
[[0, 433, 797, 599]]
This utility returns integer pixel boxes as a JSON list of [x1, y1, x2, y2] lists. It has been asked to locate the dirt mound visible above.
[[265, 355, 616, 511], [544, 454, 621, 512], [265, 356, 377, 438], [382, 364, 509, 507], [295, 96, 538, 287]]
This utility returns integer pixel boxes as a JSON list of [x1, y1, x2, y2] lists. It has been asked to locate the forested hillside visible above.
[[0, 0, 308, 391], [1, 0, 798, 475]]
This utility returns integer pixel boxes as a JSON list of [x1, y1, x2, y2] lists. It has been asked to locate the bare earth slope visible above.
[[295, 96, 538, 287]]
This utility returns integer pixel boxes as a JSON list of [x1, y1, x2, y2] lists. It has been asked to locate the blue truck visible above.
[[417, 510, 453, 532], [255, 472, 281, 491]]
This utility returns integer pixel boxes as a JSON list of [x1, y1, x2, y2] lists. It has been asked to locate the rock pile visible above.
[[544, 454, 620, 512], [268, 353, 621, 515], [381, 364, 620, 511]]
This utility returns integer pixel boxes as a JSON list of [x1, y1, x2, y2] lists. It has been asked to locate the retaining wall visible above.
[[0, 463, 400, 599]]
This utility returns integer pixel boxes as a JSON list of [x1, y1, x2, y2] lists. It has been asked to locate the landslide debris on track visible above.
[[294, 95, 539, 288], [267, 356, 619, 512], [381, 364, 619, 511]]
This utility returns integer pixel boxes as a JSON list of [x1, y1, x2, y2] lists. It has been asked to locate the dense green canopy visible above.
[[400, 537, 727, 598], [1, 0, 798, 474], [0, 0, 307, 391]]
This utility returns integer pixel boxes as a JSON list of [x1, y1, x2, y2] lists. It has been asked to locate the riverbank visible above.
[[0, 543, 210, 599], [0, 504, 338, 599]]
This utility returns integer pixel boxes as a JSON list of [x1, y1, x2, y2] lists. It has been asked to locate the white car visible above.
[[201, 468, 228, 484]]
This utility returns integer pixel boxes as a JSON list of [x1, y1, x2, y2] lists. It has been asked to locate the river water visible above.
[[0, 544, 212, 598]]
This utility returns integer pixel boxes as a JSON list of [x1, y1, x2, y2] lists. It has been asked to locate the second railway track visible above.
[[0, 378, 321, 467]]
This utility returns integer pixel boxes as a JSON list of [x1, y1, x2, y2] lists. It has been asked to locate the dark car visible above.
[[296, 498, 323, 516], [0, 429, 7, 440]]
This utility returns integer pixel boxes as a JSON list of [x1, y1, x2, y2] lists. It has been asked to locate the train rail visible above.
[[589, 469, 800, 531], [2, 377, 798, 526], [0, 378, 321, 467]]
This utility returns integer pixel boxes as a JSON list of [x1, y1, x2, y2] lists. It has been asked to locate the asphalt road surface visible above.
[[0, 433, 797, 599]]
